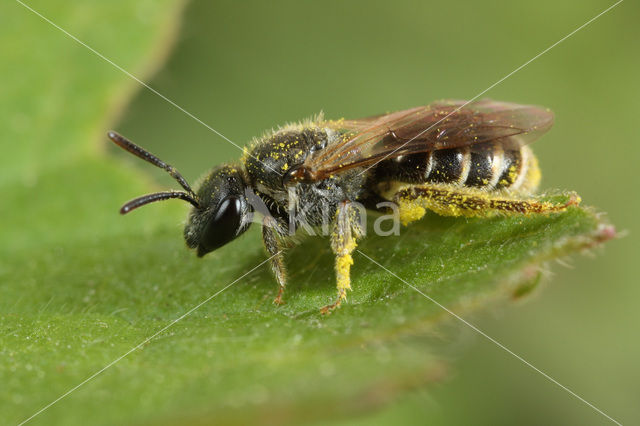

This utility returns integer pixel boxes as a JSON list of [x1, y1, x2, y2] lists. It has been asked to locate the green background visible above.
[[2, 0, 638, 425], [119, 2, 639, 422]]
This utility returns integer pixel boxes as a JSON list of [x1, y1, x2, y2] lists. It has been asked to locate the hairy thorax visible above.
[[242, 124, 367, 227]]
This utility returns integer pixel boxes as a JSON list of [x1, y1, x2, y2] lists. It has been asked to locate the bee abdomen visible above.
[[465, 144, 496, 187], [373, 143, 536, 192], [372, 151, 433, 183], [493, 147, 523, 190], [427, 148, 468, 184], [374, 147, 469, 185]]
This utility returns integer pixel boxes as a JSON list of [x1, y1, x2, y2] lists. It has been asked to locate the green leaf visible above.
[[0, 2, 614, 426]]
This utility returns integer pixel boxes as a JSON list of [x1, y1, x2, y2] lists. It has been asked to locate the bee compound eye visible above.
[[198, 197, 244, 256]]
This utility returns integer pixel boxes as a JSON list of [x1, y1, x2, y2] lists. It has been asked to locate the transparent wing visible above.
[[299, 99, 553, 181]]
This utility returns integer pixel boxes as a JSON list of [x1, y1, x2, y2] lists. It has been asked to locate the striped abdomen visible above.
[[372, 142, 540, 193]]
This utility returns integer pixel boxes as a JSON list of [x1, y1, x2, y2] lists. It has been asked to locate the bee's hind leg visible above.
[[321, 200, 364, 315], [262, 217, 288, 305], [393, 184, 580, 224]]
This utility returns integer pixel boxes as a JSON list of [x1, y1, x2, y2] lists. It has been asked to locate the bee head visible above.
[[109, 132, 252, 257], [184, 165, 252, 257]]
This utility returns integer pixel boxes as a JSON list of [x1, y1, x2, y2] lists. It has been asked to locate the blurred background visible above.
[[116, 1, 639, 424], [4, 0, 639, 424]]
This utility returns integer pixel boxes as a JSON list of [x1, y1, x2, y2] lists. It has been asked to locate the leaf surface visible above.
[[0, 2, 614, 425]]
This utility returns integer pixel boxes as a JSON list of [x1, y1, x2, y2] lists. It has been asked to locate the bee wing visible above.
[[302, 99, 553, 180]]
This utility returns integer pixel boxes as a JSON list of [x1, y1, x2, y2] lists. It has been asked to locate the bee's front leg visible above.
[[262, 217, 288, 305], [321, 200, 364, 315]]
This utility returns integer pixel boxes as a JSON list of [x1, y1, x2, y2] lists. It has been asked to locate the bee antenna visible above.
[[108, 131, 198, 199], [120, 191, 200, 214]]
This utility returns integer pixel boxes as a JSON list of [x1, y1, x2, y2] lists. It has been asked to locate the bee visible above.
[[109, 99, 578, 313]]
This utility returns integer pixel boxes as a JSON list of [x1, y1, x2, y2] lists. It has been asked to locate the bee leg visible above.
[[394, 184, 580, 223], [321, 200, 364, 315], [262, 217, 287, 305]]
